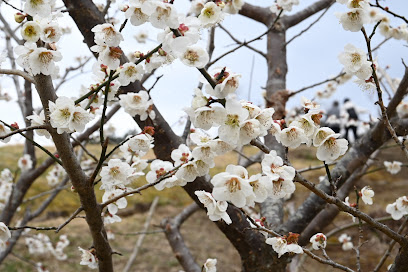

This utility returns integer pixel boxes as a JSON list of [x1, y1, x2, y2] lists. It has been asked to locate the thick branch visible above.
[[161, 203, 200, 272], [284, 0, 335, 28]]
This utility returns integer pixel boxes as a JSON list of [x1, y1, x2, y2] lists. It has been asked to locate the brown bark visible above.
[[33, 74, 113, 272]]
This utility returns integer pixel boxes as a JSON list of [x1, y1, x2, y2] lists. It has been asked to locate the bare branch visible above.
[[303, 248, 354, 272], [0, 69, 35, 83], [218, 24, 267, 59], [285, 5, 332, 46], [123, 197, 159, 272], [284, 0, 335, 28], [161, 203, 201, 272], [295, 172, 407, 245], [0, 125, 47, 140]]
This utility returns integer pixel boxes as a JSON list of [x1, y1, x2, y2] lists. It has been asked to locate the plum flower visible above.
[[384, 161, 402, 175], [338, 234, 353, 251], [310, 233, 327, 250], [78, 247, 98, 269], [91, 23, 123, 47], [195, 190, 232, 224], [21, 22, 41, 42], [179, 45, 209, 69], [198, 2, 223, 28], [360, 186, 374, 205], [211, 165, 254, 208], [18, 154, 33, 172], [203, 258, 217, 272], [100, 159, 133, 191], [266, 233, 303, 258]]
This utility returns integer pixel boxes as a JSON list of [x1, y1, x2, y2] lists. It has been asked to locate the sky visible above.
[[0, 0, 407, 147]]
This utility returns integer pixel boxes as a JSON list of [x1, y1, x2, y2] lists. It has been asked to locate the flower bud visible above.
[[11, 122, 19, 130], [14, 13, 26, 23]]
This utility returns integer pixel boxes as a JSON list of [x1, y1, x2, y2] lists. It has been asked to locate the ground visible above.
[[0, 143, 406, 271]]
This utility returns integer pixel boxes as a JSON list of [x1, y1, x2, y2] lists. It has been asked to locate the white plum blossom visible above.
[[148, 2, 179, 29], [279, 125, 307, 148], [396, 196, 408, 214], [78, 247, 98, 269], [266, 233, 303, 258], [125, 2, 149, 26], [310, 233, 327, 250], [198, 2, 223, 28], [397, 102, 408, 118], [190, 0, 205, 16], [224, 0, 245, 14], [0, 222, 11, 252], [117, 63, 144, 86], [103, 211, 122, 224], [195, 190, 232, 224], [336, 8, 370, 32], [361, 186, 374, 205], [134, 30, 148, 43], [102, 189, 127, 215], [171, 144, 192, 166], [100, 159, 133, 191], [0, 123, 11, 143], [49, 97, 92, 134], [218, 99, 248, 146], [315, 133, 348, 163], [91, 23, 123, 47], [386, 197, 408, 221], [338, 44, 371, 78], [46, 164, 65, 187], [128, 133, 154, 154], [185, 106, 225, 130], [205, 69, 241, 99], [90, 45, 122, 70], [159, 17, 201, 55], [39, 20, 62, 43], [203, 258, 217, 272], [15, 42, 37, 75], [247, 174, 273, 204], [384, 161, 402, 175], [211, 165, 254, 208], [338, 234, 353, 251], [119, 91, 154, 120], [24, 0, 52, 17], [29, 47, 62, 76], [301, 97, 320, 111], [238, 119, 262, 146], [27, 110, 50, 138], [178, 45, 209, 69], [18, 154, 33, 172], [146, 160, 179, 190], [21, 22, 41, 42]]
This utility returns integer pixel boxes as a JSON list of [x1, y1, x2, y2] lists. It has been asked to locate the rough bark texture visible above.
[[33, 74, 113, 272]]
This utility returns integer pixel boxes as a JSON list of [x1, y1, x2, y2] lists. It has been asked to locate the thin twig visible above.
[[0, 125, 46, 140], [373, 216, 408, 272], [218, 24, 266, 59], [289, 72, 345, 97], [55, 206, 84, 233], [208, 10, 283, 66], [361, 27, 408, 160], [123, 197, 159, 272], [285, 5, 331, 46], [303, 248, 355, 272]]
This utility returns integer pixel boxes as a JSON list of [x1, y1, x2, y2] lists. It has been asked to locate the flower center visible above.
[[226, 177, 241, 192]]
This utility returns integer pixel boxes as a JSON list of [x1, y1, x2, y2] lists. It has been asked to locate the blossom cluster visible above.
[[25, 233, 69, 261], [266, 233, 303, 258], [270, 0, 300, 15], [272, 98, 348, 163], [386, 196, 408, 220]]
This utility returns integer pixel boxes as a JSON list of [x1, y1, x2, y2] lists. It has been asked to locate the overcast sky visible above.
[[0, 0, 407, 146]]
